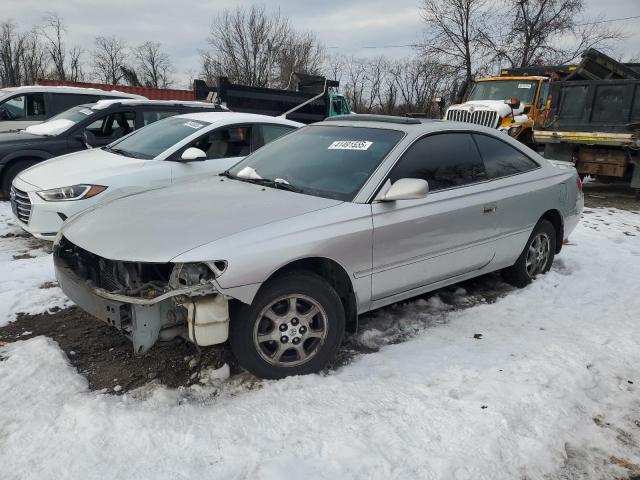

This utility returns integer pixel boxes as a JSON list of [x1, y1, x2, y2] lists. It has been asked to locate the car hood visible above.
[[0, 131, 48, 149], [448, 100, 525, 118], [17, 148, 148, 190], [61, 176, 343, 262]]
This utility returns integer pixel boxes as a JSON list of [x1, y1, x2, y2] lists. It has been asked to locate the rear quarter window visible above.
[[473, 134, 539, 179]]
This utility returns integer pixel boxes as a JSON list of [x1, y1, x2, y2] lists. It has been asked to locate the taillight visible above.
[[576, 175, 583, 193]]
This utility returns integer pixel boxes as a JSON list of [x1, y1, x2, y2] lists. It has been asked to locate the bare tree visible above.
[[277, 30, 325, 88], [325, 53, 345, 84], [68, 46, 84, 81], [0, 21, 28, 87], [92, 35, 128, 84], [133, 41, 173, 88], [21, 30, 48, 84], [391, 59, 447, 116], [39, 13, 67, 80], [420, 0, 493, 85], [204, 6, 289, 87], [481, 0, 622, 68], [202, 5, 325, 88], [343, 56, 368, 112]]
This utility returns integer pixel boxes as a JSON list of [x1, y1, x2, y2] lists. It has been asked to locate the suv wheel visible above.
[[230, 271, 345, 379], [1, 160, 39, 198], [503, 219, 556, 288]]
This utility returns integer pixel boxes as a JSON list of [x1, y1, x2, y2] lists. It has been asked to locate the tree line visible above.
[[0, 1, 625, 116]]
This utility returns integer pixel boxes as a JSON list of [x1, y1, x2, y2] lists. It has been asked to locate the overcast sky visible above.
[[5, 0, 640, 87]]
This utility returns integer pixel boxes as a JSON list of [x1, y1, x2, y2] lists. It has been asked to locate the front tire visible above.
[[503, 219, 556, 288], [229, 271, 345, 379], [1, 159, 40, 198]]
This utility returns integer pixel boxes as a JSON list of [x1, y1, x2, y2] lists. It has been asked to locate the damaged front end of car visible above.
[[53, 236, 230, 353]]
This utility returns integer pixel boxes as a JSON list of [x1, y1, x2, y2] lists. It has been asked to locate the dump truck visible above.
[[534, 49, 640, 197], [38, 73, 352, 124], [194, 73, 352, 124], [444, 65, 575, 147]]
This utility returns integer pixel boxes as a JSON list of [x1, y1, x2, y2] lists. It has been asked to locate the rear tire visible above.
[[503, 219, 556, 288], [1, 159, 40, 198], [229, 271, 345, 379]]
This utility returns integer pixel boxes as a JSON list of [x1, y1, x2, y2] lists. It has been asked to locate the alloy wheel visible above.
[[525, 232, 551, 278], [253, 294, 329, 367]]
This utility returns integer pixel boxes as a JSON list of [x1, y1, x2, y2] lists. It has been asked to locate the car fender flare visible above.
[[1, 149, 52, 165]]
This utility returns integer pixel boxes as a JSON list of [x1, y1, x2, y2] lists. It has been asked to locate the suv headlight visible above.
[[36, 185, 107, 202]]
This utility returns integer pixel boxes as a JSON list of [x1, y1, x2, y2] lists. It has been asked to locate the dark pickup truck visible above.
[[535, 49, 640, 196]]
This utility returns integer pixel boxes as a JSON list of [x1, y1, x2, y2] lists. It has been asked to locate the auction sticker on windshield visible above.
[[328, 140, 373, 150], [518, 84, 532, 89], [184, 121, 204, 129], [79, 108, 93, 115]]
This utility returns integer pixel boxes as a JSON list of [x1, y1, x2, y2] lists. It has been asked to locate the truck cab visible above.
[[328, 93, 351, 117], [445, 75, 548, 146], [445, 66, 575, 147]]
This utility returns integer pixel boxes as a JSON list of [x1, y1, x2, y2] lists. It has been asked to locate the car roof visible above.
[[0, 85, 144, 98], [175, 111, 304, 127], [316, 114, 507, 137], [89, 99, 225, 111]]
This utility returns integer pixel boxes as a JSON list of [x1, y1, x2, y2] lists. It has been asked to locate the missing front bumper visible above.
[[54, 256, 228, 354]]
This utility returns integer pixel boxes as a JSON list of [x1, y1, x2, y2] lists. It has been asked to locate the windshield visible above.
[[468, 80, 538, 104], [228, 125, 404, 201], [21, 104, 97, 136], [108, 116, 211, 159]]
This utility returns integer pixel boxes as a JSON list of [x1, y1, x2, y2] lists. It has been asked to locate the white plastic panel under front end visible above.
[[11, 175, 98, 240]]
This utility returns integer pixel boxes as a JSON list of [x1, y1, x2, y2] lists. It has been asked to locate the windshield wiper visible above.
[[230, 174, 303, 193], [219, 170, 236, 179], [105, 146, 137, 158], [249, 178, 303, 193]]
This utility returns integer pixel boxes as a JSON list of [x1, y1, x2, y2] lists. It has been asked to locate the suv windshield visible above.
[[46, 104, 97, 125], [108, 116, 211, 159], [228, 125, 404, 201], [468, 80, 538, 104]]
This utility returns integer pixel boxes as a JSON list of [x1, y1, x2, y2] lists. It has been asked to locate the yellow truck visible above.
[[445, 66, 575, 148]]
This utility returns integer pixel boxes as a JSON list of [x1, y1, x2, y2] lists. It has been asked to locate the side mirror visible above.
[[505, 98, 521, 110], [380, 178, 429, 201], [181, 147, 207, 162], [83, 130, 97, 149]]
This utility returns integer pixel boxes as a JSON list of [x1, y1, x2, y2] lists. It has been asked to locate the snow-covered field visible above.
[[1, 202, 639, 479]]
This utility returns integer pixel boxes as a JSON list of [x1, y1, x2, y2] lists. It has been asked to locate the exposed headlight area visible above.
[[169, 261, 227, 289], [36, 184, 107, 202], [55, 236, 227, 301]]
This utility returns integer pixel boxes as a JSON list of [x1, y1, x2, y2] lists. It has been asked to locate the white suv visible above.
[[0, 86, 144, 132]]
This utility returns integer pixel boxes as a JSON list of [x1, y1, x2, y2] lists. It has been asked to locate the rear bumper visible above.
[[564, 193, 584, 240]]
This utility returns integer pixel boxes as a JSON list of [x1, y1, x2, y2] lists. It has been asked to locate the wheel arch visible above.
[[539, 209, 564, 254], [0, 150, 50, 185], [258, 256, 359, 332]]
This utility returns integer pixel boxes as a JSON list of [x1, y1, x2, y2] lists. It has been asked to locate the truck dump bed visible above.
[[543, 78, 640, 134], [193, 74, 342, 124]]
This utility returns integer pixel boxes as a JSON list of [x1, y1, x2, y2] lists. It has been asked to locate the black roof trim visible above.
[[323, 114, 422, 125]]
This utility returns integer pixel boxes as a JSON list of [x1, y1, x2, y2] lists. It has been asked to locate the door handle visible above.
[[483, 203, 497, 214]]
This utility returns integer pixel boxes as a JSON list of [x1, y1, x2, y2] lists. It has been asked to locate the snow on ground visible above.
[[0, 203, 70, 326], [1, 205, 640, 479]]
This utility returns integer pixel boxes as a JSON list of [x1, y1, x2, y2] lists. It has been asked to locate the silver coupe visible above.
[[53, 115, 584, 379]]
